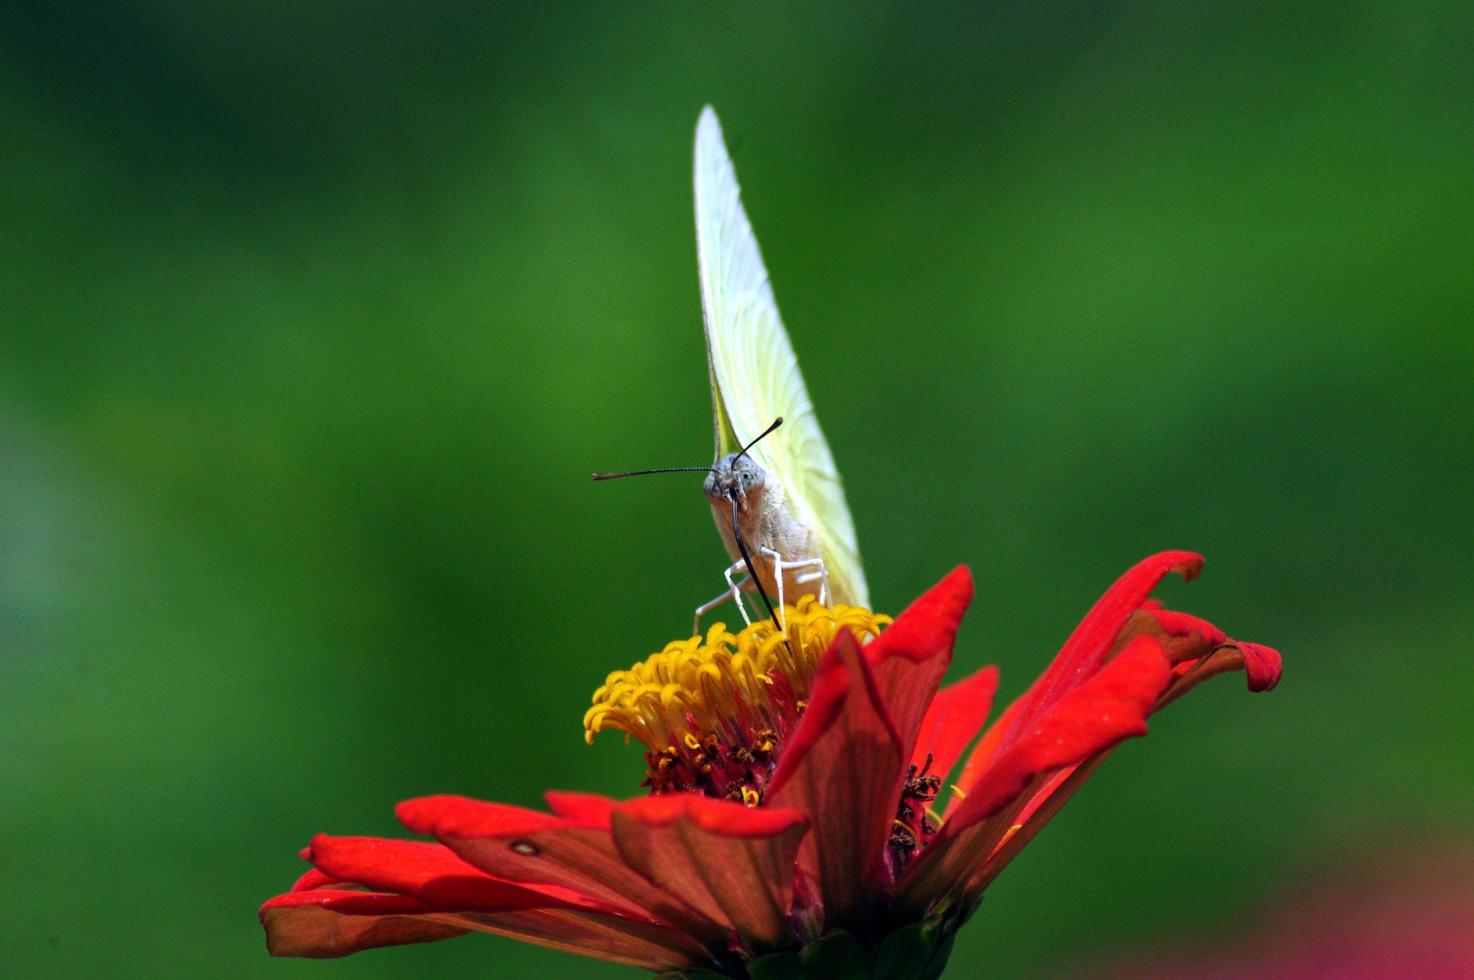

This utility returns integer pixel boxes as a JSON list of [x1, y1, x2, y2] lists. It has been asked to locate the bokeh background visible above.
[[4, 2, 1471, 977]]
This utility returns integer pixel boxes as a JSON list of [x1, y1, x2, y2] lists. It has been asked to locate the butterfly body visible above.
[[703, 452, 822, 605]]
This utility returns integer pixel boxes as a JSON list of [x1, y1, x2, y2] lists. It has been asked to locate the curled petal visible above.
[[1161, 639, 1284, 706], [1119, 603, 1283, 698], [955, 552, 1202, 799], [999, 553, 1199, 746], [1234, 640, 1283, 692], [1147, 607, 1227, 647]]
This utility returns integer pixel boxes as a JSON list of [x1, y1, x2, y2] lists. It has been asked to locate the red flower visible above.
[[261, 552, 1280, 976]]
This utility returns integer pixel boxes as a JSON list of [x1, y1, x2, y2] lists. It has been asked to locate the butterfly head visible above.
[[704, 452, 765, 509]]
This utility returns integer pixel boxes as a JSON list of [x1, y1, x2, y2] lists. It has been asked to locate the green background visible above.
[[4, 2, 1471, 977]]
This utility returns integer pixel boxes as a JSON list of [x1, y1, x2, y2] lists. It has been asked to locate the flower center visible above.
[[887, 754, 943, 875], [584, 597, 890, 805]]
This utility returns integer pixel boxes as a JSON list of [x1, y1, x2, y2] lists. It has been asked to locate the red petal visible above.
[[611, 795, 808, 947], [862, 566, 974, 761], [396, 796, 574, 836], [307, 835, 586, 913], [448, 908, 709, 970], [263, 888, 436, 917], [952, 635, 1171, 831], [896, 635, 1172, 907], [911, 665, 999, 780], [617, 793, 809, 837], [1161, 639, 1284, 705], [544, 791, 617, 827], [1121, 604, 1283, 699], [1235, 640, 1283, 692], [970, 552, 1199, 782], [290, 867, 340, 892], [1148, 607, 1227, 647], [396, 795, 721, 942], [767, 629, 904, 925], [950, 696, 1022, 804], [261, 889, 465, 957], [260, 889, 706, 969], [963, 757, 1105, 895]]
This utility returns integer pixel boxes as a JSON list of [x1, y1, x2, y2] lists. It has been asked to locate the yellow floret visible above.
[[583, 596, 889, 754]]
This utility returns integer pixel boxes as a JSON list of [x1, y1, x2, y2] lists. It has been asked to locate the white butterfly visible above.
[[690, 107, 869, 626]]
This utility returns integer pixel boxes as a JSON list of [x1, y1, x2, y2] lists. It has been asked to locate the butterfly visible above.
[[598, 106, 868, 631]]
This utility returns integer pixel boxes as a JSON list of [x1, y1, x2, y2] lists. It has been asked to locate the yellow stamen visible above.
[[583, 595, 890, 754]]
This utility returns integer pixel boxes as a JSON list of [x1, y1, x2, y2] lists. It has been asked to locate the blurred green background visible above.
[[4, 2, 1471, 977]]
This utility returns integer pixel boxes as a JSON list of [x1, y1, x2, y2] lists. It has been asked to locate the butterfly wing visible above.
[[693, 106, 869, 609]]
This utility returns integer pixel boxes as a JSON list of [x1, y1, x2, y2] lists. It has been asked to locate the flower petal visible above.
[[396, 795, 722, 941], [261, 889, 466, 957], [1119, 602, 1284, 702], [968, 629, 1281, 893], [1160, 639, 1285, 706], [1145, 606, 1226, 647], [951, 635, 1171, 834], [949, 697, 1022, 806], [1234, 641, 1282, 692], [610, 794, 808, 947], [259, 889, 707, 969], [290, 867, 340, 892], [911, 665, 999, 781], [307, 835, 590, 913], [766, 629, 903, 925], [452, 908, 709, 971], [861, 566, 975, 761], [544, 790, 618, 827], [964, 757, 1104, 895], [955, 552, 1201, 797], [895, 635, 1172, 908]]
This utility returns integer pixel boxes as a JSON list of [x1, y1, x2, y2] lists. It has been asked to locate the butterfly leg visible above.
[[787, 558, 831, 607], [692, 561, 755, 635], [759, 548, 790, 633], [723, 559, 756, 628]]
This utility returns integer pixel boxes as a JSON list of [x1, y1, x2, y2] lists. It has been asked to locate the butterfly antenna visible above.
[[594, 416, 778, 480], [592, 465, 714, 481], [735, 416, 783, 461]]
